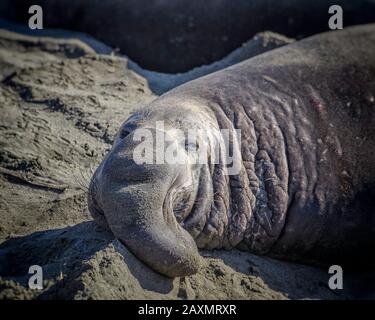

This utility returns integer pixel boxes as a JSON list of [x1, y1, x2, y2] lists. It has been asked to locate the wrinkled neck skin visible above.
[[166, 69, 348, 259], [159, 94, 290, 254], [190, 97, 290, 254]]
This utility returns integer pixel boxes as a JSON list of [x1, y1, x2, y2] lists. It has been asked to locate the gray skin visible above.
[[89, 25, 375, 277]]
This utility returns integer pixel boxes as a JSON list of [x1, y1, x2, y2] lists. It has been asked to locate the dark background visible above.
[[1, 1, 375, 74]]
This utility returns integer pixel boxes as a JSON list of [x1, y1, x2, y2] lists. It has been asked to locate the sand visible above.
[[0, 26, 373, 300]]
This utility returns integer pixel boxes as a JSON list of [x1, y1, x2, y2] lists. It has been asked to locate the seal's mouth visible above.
[[171, 187, 194, 223], [164, 173, 196, 225]]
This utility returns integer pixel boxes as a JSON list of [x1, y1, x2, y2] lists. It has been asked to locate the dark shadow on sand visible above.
[[0, 221, 175, 298]]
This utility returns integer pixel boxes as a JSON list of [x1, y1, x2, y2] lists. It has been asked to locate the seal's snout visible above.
[[89, 126, 202, 277]]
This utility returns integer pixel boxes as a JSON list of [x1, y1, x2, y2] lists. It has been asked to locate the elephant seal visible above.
[[89, 25, 375, 277], [2, 0, 375, 72]]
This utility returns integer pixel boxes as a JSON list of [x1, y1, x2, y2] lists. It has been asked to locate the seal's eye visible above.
[[185, 141, 199, 152], [119, 129, 131, 139]]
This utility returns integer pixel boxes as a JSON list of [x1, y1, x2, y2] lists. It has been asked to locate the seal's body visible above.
[[89, 25, 375, 277]]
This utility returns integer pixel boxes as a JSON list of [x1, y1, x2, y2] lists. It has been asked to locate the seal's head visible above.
[[88, 101, 219, 277]]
